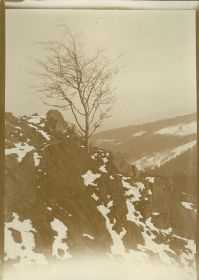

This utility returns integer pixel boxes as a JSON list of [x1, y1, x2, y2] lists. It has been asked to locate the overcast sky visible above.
[[6, 9, 196, 131]]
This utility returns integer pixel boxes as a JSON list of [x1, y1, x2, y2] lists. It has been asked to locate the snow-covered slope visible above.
[[92, 113, 197, 169], [5, 111, 197, 279], [133, 140, 196, 170], [154, 121, 196, 136]]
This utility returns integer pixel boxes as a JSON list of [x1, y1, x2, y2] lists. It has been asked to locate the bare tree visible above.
[[35, 25, 117, 152]]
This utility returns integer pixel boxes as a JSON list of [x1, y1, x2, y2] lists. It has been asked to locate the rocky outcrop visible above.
[[46, 110, 73, 133], [5, 110, 196, 272]]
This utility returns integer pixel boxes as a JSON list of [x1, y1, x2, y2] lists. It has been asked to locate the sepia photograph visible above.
[[4, 5, 197, 280]]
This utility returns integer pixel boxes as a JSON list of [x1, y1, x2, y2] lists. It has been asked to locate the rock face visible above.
[[5, 111, 196, 273], [46, 110, 69, 133]]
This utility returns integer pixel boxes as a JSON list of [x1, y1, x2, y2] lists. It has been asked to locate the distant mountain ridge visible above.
[[94, 113, 196, 137], [92, 113, 196, 165]]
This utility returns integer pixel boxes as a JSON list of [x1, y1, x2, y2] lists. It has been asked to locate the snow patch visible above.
[[99, 165, 108, 173], [82, 170, 101, 187], [146, 177, 155, 184], [37, 129, 50, 141], [5, 212, 47, 266], [28, 123, 50, 141], [122, 176, 130, 180], [91, 153, 98, 160], [125, 193, 179, 265], [15, 126, 22, 130], [33, 152, 42, 167], [122, 180, 143, 202], [97, 204, 126, 256], [28, 115, 44, 125], [83, 234, 94, 240], [131, 131, 146, 137], [107, 200, 114, 208], [148, 190, 152, 195], [50, 218, 72, 260], [181, 202, 194, 210], [154, 121, 197, 136], [152, 212, 160, 216], [161, 227, 172, 236], [5, 142, 35, 162], [91, 193, 99, 201]]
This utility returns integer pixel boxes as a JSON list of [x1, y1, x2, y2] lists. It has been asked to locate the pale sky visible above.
[[6, 9, 196, 131]]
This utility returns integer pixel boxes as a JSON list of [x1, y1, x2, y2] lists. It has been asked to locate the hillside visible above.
[[92, 113, 197, 208], [92, 113, 196, 164], [5, 110, 196, 278]]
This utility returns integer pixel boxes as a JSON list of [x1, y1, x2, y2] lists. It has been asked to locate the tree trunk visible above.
[[84, 132, 90, 153], [85, 115, 90, 153]]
